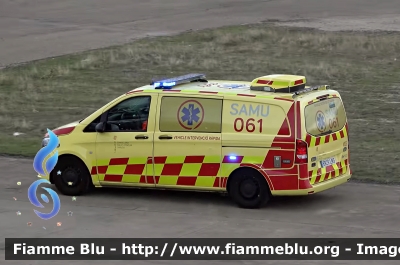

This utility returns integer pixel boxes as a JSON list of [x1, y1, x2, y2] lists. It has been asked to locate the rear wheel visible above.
[[228, 168, 270, 209], [52, 156, 92, 196]]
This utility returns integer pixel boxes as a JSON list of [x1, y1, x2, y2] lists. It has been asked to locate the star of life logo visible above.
[[177, 100, 205, 130]]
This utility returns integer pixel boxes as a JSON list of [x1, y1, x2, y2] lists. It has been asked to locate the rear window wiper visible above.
[[319, 130, 333, 136]]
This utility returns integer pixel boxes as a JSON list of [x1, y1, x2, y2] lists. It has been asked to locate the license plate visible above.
[[320, 157, 336, 167]]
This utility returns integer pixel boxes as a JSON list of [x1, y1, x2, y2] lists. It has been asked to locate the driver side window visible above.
[[105, 96, 151, 132]]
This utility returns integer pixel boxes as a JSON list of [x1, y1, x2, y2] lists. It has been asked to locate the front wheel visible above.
[[228, 169, 270, 209], [52, 156, 92, 196]]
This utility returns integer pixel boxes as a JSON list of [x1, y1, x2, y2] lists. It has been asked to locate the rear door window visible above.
[[304, 97, 346, 136]]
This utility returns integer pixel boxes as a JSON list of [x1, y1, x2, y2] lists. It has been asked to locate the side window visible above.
[[105, 96, 151, 132], [83, 116, 101, 132], [160, 96, 222, 133]]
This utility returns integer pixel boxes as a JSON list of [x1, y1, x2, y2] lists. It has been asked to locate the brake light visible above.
[[295, 139, 308, 164], [294, 79, 303, 85], [257, 80, 273, 85]]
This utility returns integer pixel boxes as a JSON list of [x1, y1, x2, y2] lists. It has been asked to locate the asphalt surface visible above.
[[1, 0, 400, 67], [1, 0, 400, 264], [1, 159, 400, 265]]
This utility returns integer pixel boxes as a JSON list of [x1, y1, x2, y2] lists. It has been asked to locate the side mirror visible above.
[[95, 122, 105, 133]]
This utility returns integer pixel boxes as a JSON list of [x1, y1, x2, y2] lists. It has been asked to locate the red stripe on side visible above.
[[240, 164, 273, 190], [177, 177, 197, 186], [315, 137, 321, 146], [298, 164, 309, 179], [222, 178, 228, 188], [340, 130, 345, 138], [275, 97, 294, 102], [109, 158, 129, 165], [97, 166, 108, 174], [326, 165, 334, 173], [146, 176, 160, 184], [305, 134, 312, 145], [140, 175, 146, 183], [198, 163, 220, 176], [345, 122, 351, 172], [153, 156, 167, 164], [268, 175, 298, 190], [90, 167, 97, 175], [160, 164, 183, 175], [126, 90, 143, 95], [296, 101, 302, 139], [299, 179, 312, 189], [276, 119, 290, 136], [125, 164, 146, 174], [104, 175, 123, 182], [237, 94, 256, 97], [265, 166, 298, 176], [325, 135, 330, 143], [274, 103, 295, 142], [315, 174, 322, 183], [199, 91, 218, 94], [184, 156, 205, 163], [332, 133, 337, 141], [163, 89, 181, 92], [213, 177, 220, 187]]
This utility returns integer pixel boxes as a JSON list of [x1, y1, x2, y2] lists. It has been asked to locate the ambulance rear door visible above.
[[300, 91, 349, 186]]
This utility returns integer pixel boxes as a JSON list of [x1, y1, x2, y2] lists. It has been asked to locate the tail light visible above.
[[295, 139, 308, 164]]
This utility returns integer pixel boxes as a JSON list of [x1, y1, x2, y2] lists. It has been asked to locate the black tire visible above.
[[228, 168, 270, 209], [52, 156, 92, 196]]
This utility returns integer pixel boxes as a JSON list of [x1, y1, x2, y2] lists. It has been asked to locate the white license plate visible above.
[[320, 157, 336, 167]]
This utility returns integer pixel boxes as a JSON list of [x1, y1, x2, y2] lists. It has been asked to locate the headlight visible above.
[[41, 138, 50, 147]]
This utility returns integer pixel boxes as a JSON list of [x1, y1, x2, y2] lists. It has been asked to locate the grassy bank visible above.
[[0, 24, 399, 183]]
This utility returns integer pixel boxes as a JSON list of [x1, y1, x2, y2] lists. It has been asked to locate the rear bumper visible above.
[[271, 171, 352, 196]]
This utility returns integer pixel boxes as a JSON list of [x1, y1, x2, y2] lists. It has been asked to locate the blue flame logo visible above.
[[29, 129, 61, 220], [33, 129, 59, 176]]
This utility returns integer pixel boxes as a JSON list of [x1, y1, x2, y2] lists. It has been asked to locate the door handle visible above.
[[159, 135, 172, 140], [135, 135, 148, 140]]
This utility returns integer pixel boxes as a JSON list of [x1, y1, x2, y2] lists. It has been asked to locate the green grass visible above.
[[1, 24, 400, 183]]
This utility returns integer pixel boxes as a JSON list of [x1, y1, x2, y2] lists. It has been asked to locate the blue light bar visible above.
[[151, 73, 207, 89]]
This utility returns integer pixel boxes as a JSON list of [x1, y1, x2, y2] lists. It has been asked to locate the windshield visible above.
[[304, 97, 346, 137]]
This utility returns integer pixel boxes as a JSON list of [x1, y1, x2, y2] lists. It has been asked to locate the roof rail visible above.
[[151, 73, 207, 89], [293, 85, 330, 96]]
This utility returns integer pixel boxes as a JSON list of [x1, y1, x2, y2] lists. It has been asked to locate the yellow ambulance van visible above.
[[39, 73, 352, 208]]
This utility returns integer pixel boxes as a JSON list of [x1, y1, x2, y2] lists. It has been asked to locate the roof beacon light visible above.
[[250, 74, 306, 93], [151, 73, 207, 89]]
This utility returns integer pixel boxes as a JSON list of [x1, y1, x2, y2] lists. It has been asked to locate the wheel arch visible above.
[[50, 154, 91, 184], [226, 165, 273, 194]]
